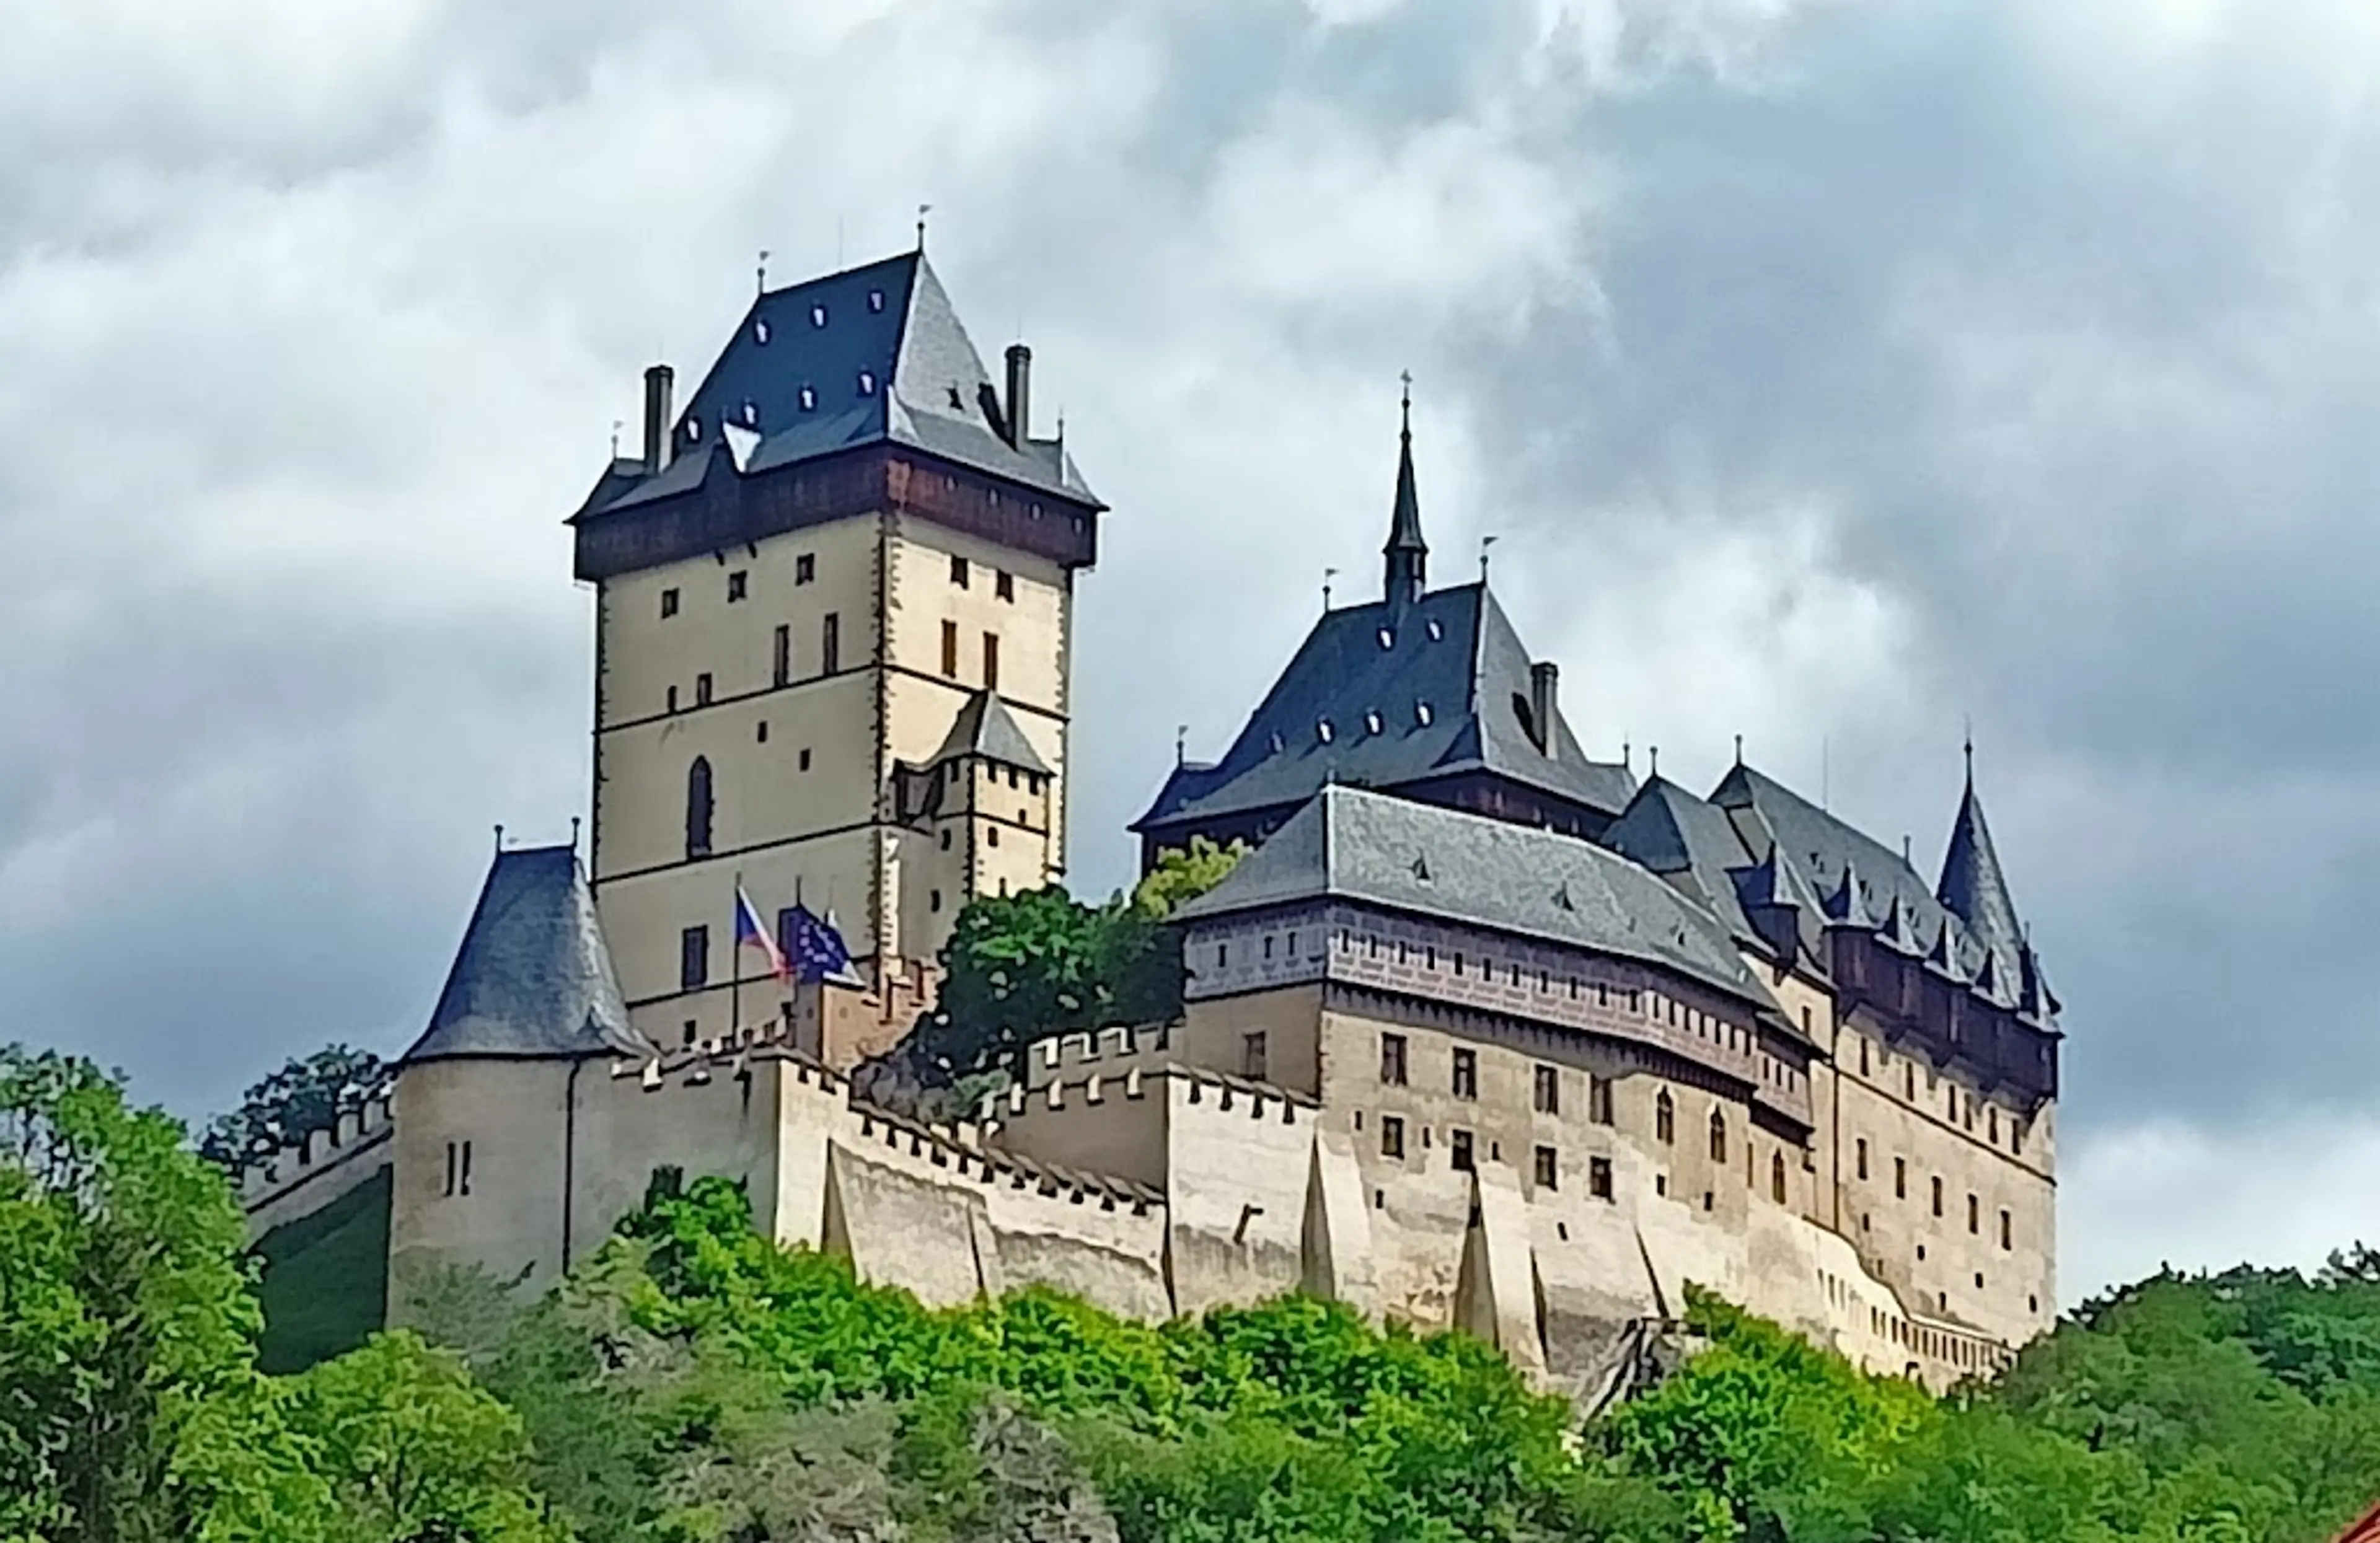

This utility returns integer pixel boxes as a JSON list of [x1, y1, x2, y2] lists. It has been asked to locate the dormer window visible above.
[[1427, 618, 1444, 640], [754, 317, 771, 344], [1365, 711, 1383, 734], [868, 289, 885, 312], [1415, 701, 1434, 726], [1377, 628, 1394, 649], [741, 400, 759, 426], [1317, 719, 1334, 744], [684, 416, 702, 442], [857, 370, 876, 395], [810, 304, 828, 328], [798, 385, 817, 411], [1267, 731, 1284, 755]]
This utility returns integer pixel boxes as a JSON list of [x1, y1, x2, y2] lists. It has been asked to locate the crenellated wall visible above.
[[239, 1092, 397, 1241]]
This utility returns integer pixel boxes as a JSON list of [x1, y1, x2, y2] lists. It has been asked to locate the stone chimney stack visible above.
[[1530, 662, 1559, 757], [1003, 343, 1032, 448], [641, 364, 676, 473]]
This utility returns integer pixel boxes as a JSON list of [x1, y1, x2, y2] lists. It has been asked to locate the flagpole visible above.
[[730, 871, 743, 1041]]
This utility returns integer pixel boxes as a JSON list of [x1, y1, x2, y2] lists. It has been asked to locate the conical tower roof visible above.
[[402, 844, 650, 1064], [1937, 752, 2024, 963], [1383, 377, 1427, 603]]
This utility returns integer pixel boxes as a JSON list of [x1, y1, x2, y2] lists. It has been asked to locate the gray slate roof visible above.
[[1133, 582, 1636, 833], [1709, 762, 2035, 1012], [931, 690, 1051, 776], [1173, 785, 1778, 1014], [401, 845, 651, 1064], [581, 253, 1096, 519], [1937, 774, 2024, 967]]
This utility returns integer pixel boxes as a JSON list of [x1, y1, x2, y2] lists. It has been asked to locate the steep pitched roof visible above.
[[930, 690, 1051, 776], [1603, 776, 1758, 943], [1173, 786, 1777, 1014], [582, 252, 1096, 519], [1711, 762, 2035, 1009], [1133, 583, 1635, 834], [401, 845, 650, 1064], [1937, 770, 2025, 966]]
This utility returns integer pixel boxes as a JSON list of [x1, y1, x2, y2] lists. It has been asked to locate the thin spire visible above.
[[1938, 746, 2024, 962], [1323, 566, 1338, 610], [915, 203, 932, 252], [1384, 371, 1427, 605], [757, 248, 769, 294], [1734, 733, 1744, 767]]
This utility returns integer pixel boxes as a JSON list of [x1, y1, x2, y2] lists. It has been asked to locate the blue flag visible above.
[[780, 903, 863, 987]]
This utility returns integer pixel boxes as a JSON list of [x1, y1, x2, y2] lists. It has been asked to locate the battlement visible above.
[[237, 1089, 395, 1216], [1020, 1022, 1175, 1089]]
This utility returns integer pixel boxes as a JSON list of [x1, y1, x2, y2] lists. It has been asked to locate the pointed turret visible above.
[[1384, 375, 1427, 606], [1878, 892, 1922, 955], [1924, 916, 1965, 979], [1937, 745, 2024, 964], [1823, 859, 1877, 930]]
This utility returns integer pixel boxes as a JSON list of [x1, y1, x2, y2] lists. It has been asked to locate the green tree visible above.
[[916, 887, 1183, 1075], [0, 1044, 332, 1541], [288, 1331, 568, 1543], [1129, 837, 1246, 920], [200, 1044, 387, 1169]]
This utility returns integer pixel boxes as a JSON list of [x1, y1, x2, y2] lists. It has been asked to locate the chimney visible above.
[[641, 364, 676, 473], [1003, 343, 1032, 449], [1530, 662, 1559, 757]]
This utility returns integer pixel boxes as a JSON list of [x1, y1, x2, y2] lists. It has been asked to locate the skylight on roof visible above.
[[811, 304, 828, 328]]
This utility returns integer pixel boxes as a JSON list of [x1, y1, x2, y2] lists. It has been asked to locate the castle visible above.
[[237, 248, 2061, 1399]]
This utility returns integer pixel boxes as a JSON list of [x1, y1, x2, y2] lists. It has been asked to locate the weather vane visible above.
[[1323, 566, 1339, 610], [1479, 534, 1499, 582], [917, 203, 933, 250], [757, 248, 769, 293]]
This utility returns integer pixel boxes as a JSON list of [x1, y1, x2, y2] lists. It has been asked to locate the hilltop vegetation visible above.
[[9, 1040, 2380, 1541]]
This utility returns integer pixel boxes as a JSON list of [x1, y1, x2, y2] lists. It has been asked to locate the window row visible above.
[[658, 613, 845, 718], [1853, 1138, 2019, 1250], [946, 554, 1018, 602], [1854, 1031, 2026, 1155], [683, 751, 817, 861], [657, 553, 821, 620], [1371, 1115, 1615, 1200], [1377, 1033, 1614, 1122], [940, 622, 1002, 689]]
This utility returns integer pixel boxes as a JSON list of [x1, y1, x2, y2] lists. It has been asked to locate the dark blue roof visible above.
[[1134, 582, 1635, 835], [583, 252, 1095, 518], [401, 845, 650, 1063], [1937, 773, 2024, 968]]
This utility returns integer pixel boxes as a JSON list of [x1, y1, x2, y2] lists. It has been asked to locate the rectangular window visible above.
[[1533, 1064, 1559, 1114], [666, 684, 679, 714], [1895, 1157, 1907, 1199], [996, 569, 1015, 602], [680, 925, 710, 990], [1452, 1048, 1478, 1101], [695, 672, 713, 706], [821, 613, 840, 674], [951, 555, 971, 587], [795, 553, 816, 585], [1589, 1076, 1614, 1127], [1533, 1145, 1558, 1190], [660, 587, 680, 618], [1380, 1034, 1408, 1086], [726, 570, 748, 602], [1968, 1194, 1980, 1234], [1589, 1156, 1614, 1200], [2000, 1210, 2013, 1251], [1859, 1037, 1871, 1076], [1381, 1115, 1406, 1159], [443, 1140, 457, 1198], [1241, 1032, 1267, 1081], [1450, 1129, 1474, 1172], [1932, 1176, 1944, 1218], [941, 620, 959, 678], [773, 624, 791, 687], [982, 631, 1000, 690], [1856, 1138, 1869, 1180], [459, 1139, 472, 1197]]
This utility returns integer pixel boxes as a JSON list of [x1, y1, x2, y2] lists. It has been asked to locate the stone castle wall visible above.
[[239, 1092, 396, 1240]]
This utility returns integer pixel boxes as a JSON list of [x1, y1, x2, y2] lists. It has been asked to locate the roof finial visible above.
[[1400, 368, 1413, 433], [1649, 745, 1660, 780], [1623, 739, 1632, 773], [1734, 732, 1744, 767], [757, 248, 770, 294], [1176, 724, 1188, 767], [610, 418, 622, 459], [493, 822, 505, 853], [570, 815, 582, 853], [916, 203, 932, 252], [1902, 833, 1913, 865], [1479, 534, 1498, 583], [1323, 566, 1338, 610], [1383, 372, 1427, 605], [1963, 716, 1975, 786]]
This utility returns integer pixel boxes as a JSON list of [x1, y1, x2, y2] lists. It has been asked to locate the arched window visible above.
[[1655, 1090, 1675, 1145], [1771, 1151, 1787, 1205], [685, 757, 714, 858], [1709, 1110, 1727, 1164]]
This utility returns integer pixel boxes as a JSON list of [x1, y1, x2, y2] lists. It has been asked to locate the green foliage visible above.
[[254, 1166, 392, 1374], [916, 886, 1184, 1074], [199, 1044, 387, 1169], [1129, 836, 1248, 920]]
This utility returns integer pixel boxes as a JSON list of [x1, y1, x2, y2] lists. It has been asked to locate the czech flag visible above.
[[734, 884, 790, 982]]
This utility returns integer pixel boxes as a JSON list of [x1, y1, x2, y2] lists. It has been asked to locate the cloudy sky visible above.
[[5, 0, 2377, 1300]]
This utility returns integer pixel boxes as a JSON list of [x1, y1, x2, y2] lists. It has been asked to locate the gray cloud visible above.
[[2, 0, 2371, 1296]]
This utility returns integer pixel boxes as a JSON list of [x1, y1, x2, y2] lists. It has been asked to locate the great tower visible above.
[[569, 250, 1103, 1058]]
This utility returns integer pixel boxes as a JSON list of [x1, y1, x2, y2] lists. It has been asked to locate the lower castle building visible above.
[[236, 252, 2061, 1399]]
